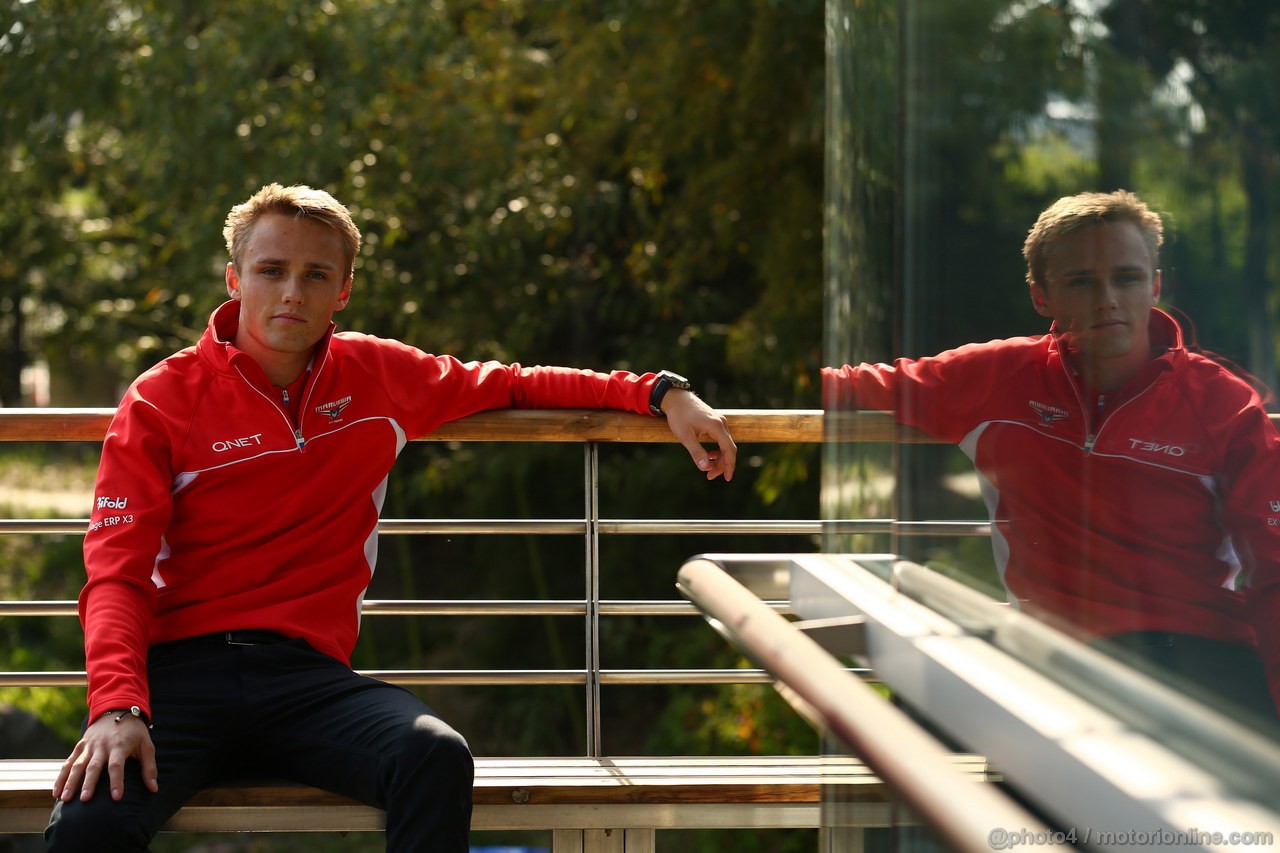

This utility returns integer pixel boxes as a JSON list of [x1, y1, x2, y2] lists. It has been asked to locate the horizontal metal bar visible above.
[[0, 518, 992, 537], [360, 599, 586, 616], [385, 519, 586, 534], [600, 669, 777, 685], [884, 520, 991, 537], [0, 671, 599, 688], [0, 600, 793, 618], [0, 519, 591, 536], [0, 601, 78, 616], [369, 670, 587, 686], [599, 520, 820, 534], [598, 600, 792, 616], [0, 669, 802, 689], [0, 600, 607, 618]]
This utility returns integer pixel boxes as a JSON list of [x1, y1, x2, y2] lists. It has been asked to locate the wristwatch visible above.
[[649, 370, 692, 416]]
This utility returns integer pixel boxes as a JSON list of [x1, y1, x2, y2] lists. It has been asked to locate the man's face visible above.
[[225, 213, 351, 381], [1031, 220, 1160, 366]]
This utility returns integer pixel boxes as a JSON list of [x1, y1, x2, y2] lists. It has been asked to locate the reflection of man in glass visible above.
[[823, 190, 1280, 722]]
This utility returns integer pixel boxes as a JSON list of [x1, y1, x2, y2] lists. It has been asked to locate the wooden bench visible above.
[[0, 754, 994, 848]]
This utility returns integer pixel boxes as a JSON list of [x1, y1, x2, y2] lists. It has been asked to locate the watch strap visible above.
[[648, 370, 692, 416]]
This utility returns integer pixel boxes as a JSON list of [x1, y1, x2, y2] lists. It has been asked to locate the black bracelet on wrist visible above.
[[104, 705, 152, 728]]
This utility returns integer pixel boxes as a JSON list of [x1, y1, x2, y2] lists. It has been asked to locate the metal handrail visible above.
[[0, 407, 1005, 756], [675, 557, 1052, 852], [0, 517, 993, 535], [0, 599, 794, 617], [0, 407, 824, 757], [0, 668, 785, 688]]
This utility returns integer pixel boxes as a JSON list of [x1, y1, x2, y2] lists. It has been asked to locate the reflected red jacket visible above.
[[823, 309, 1280, 695], [82, 300, 659, 720]]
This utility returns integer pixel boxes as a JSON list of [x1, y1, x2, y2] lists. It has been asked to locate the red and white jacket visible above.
[[82, 300, 660, 720], [823, 309, 1280, 697]]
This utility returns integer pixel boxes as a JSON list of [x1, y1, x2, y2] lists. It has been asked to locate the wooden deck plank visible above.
[[3, 755, 994, 834], [0, 755, 992, 810]]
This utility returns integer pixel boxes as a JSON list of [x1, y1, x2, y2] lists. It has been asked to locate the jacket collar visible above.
[[1045, 307, 1184, 392], [197, 299, 337, 380], [1147, 306, 1184, 356]]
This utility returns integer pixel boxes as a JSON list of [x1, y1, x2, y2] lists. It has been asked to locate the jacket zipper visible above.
[[1083, 394, 1104, 452], [295, 348, 328, 450], [1057, 353, 1159, 455], [281, 388, 305, 450], [234, 365, 306, 451], [230, 330, 329, 453]]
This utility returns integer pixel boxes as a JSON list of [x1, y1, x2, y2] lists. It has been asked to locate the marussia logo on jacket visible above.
[[315, 396, 352, 422], [1029, 400, 1069, 424]]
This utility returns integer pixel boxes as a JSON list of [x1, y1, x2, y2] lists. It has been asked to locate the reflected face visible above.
[[225, 213, 352, 384], [1031, 221, 1160, 371]]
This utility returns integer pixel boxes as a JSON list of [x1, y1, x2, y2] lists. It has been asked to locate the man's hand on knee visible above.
[[54, 713, 158, 803]]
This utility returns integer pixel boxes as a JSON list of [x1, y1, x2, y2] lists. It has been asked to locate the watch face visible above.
[[661, 371, 691, 389], [651, 371, 692, 414]]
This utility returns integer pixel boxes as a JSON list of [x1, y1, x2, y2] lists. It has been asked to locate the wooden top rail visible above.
[[3, 408, 1275, 445], [0, 407, 823, 443], [0, 408, 933, 444], [0, 754, 996, 833]]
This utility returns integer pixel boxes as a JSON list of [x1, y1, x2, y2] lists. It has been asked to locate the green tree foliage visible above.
[[1094, 0, 1280, 388], [826, 0, 1279, 374], [3, 2, 823, 848], [2, 0, 824, 401]]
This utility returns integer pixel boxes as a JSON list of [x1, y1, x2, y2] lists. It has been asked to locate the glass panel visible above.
[[822, 0, 899, 557], [823, 0, 1280, 832]]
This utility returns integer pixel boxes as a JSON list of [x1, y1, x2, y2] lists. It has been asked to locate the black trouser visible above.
[[1097, 630, 1278, 725], [45, 631, 473, 852]]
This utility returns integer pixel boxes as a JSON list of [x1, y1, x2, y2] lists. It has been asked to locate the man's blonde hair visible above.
[[223, 183, 362, 276], [1023, 190, 1164, 287]]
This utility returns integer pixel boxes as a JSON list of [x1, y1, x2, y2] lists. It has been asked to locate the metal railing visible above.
[[676, 556, 1052, 852], [22, 406, 1277, 844], [678, 552, 1280, 851], [0, 406, 851, 757]]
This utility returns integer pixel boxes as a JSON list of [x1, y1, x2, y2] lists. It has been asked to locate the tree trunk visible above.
[[0, 290, 22, 407], [1240, 131, 1277, 395]]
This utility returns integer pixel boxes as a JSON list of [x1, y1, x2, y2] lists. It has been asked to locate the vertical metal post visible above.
[[584, 442, 602, 757]]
